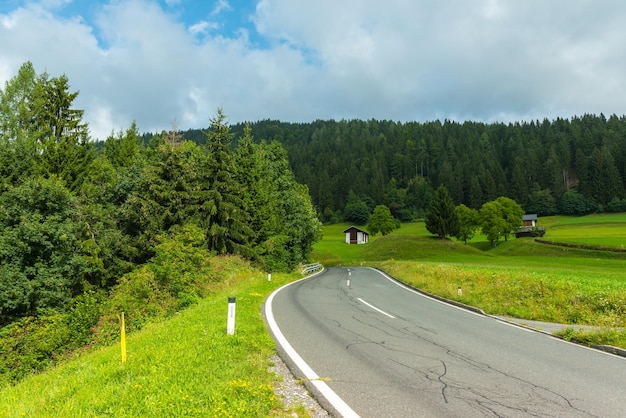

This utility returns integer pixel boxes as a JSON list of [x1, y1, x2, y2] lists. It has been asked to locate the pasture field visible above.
[[539, 213, 626, 249]]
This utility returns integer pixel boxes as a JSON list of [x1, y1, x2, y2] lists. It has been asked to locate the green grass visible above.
[[0, 270, 301, 417], [538, 213, 626, 249]]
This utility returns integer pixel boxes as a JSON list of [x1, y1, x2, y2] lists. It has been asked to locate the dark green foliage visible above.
[[31, 74, 95, 191], [368, 205, 398, 236], [606, 198, 626, 213], [119, 140, 207, 259], [560, 191, 597, 215], [227, 115, 626, 222], [425, 185, 459, 239], [0, 66, 325, 386], [234, 128, 321, 271], [103, 121, 143, 169], [343, 191, 370, 225], [201, 109, 254, 257], [525, 189, 558, 216], [0, 177, 93, 323]]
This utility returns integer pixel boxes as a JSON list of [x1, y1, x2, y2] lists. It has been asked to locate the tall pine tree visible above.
[[201, 109, 253, 256], [425, 185, 459, 239]]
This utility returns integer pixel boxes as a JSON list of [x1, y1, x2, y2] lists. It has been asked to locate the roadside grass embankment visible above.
[[312, 218, 626, 350], [0, 268, 304, 417]]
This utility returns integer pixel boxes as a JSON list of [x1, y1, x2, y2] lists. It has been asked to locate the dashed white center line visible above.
[[357, 298, 396, 318]]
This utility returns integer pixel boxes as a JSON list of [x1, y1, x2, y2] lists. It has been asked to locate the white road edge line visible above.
[[357, 297, 396, 318], [370, 267, 485, 317], [368, 268, 626, 358], [265, 272, 361, 418]]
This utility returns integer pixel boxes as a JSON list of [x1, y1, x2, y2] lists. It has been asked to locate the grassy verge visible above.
[[0, 270, 302, 417]]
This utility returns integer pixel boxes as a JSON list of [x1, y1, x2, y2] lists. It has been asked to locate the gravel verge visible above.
[[269, 354, 331, 417]]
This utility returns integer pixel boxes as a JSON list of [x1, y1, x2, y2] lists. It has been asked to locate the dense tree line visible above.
[[0, 62, 321, 328], [183, 116, 626, 223]]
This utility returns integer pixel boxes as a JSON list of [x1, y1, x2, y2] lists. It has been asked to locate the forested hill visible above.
[[179, 115, 626, 222]]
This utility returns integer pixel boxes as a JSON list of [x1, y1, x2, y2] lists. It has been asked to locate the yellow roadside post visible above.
[[119, 312, 127, 365]]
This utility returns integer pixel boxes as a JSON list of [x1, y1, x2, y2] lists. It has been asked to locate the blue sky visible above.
[[2, 1, 626, 140]]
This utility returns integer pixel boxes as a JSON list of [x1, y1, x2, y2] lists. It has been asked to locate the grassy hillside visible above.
[[0, 269, 303, 417]]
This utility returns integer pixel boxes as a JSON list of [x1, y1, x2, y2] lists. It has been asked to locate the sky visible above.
[[1, 0, 626, 141]]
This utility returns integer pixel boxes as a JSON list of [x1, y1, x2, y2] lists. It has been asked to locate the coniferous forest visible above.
[[201, 115, 626, 223]]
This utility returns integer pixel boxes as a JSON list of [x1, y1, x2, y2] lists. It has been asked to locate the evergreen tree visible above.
[[119, 140, 207, 262], [103, 121, 143, 168], [425, 185, 459, 239], [0, 61, 37, 142], [0, 62, 40, 189], [525, 189, 558, 216], [201, 109, 253, 256], [30, 73, 94, 191], [344, 191, 370, 225], [234, 134, 321, 271]]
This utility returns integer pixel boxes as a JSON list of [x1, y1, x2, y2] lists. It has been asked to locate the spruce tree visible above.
[[30, 73, 94, 191], [425, 185, 459, 239], [201, 109, 253, 256]]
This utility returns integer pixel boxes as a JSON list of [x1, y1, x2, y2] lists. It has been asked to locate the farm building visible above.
[[343, 226, 369, 244], [516, 214, 545, 237], [522, 214, 538, 227]]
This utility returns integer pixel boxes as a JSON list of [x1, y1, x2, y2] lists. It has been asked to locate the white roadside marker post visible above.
[[227, 297, 236, 335]]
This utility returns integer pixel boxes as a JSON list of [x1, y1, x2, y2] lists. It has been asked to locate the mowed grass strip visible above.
[[0, 271, 301, 418], [541, 213, 626, 249]]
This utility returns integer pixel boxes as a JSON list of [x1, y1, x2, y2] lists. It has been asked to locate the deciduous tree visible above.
[[368, 205, 397, 236], [455, 204, 479, 244]]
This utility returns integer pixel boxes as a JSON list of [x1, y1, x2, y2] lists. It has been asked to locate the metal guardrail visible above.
[[301, 262, 322, 275]]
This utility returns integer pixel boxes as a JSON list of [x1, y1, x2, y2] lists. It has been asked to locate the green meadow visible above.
[[1, 214, 625, 417]]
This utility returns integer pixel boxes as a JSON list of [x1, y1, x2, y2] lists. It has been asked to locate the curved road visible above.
[[266, 267, 626, 417]]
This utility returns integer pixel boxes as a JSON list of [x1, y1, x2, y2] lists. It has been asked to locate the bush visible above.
[[0, 290, 105, 388], [0, 224, 234, 386]]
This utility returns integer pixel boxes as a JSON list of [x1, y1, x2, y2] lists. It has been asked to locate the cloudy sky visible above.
[[1, 0, 625, 140]]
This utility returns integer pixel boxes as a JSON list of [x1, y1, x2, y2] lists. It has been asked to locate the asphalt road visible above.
[[266, 267, 626, 417]]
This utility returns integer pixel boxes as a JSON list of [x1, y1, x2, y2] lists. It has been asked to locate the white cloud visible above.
[[1, 0, 626, 141], [211, 0, 232, 16], [188, 20, 212, 36]]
